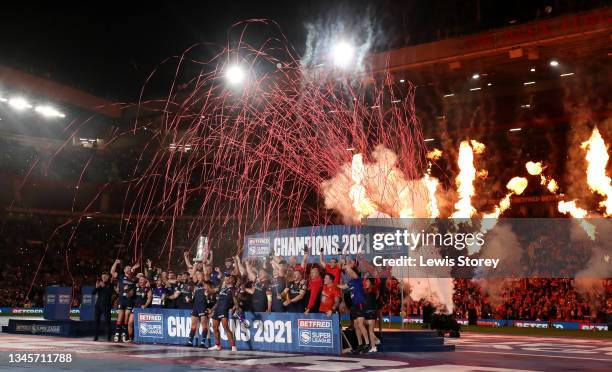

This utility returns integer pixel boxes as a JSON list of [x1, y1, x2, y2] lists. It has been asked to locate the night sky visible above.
[[1, 1, 605, 101]]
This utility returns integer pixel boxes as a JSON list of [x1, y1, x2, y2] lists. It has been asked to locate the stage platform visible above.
[[343, 328, 455, 352], [2, 318, 100, 337]]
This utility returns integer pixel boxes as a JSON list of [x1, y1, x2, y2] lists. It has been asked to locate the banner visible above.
[[133, 308, 342, 354], [43, 287, 72, 321], [243, 219, 611, 279], [244, 225, 377, 262], [0, 307, 118, 316], [79, 286, 96, 321]]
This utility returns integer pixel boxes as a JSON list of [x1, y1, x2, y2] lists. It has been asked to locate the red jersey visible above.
[[306, 276, 323, 310], [319, 284, 341, 313], [325, 264, 342, 285]]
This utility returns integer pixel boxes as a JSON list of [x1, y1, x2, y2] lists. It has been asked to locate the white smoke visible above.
[[321, 145, 455, 313], [320, 145, 431, 224]]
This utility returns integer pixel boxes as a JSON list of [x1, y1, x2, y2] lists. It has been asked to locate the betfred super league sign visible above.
[[133, 308, 341, 354]]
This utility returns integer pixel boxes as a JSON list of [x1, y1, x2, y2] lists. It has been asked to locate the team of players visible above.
[[107, 248, 382, 353]]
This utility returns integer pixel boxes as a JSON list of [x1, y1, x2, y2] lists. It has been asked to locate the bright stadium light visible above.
[[8, 97, 32, 110], [331, 40, 355, 68], [225, 65, 245, 85], [549, 60, 559, 67], [35, 105, 66, 118]]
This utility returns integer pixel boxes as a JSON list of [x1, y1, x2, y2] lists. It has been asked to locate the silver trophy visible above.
[[194, 236, 208, 262]]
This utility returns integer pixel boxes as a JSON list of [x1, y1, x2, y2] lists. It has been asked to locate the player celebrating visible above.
[[209, 275, 238, 351], [282, 269, 306, 313], [339, 258, 371, 353], [110, 259, 139, 343], [187, 270, 215, 348], [150, 278, 167, 308], [318, 273, 342, 316], [246, 261, 272, 313], [363, 278, 381, 351], [128, 276, 152, 341]]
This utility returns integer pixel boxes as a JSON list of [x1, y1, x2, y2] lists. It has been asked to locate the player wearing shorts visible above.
[[209, 275, 238, 351], [110, 259, 139, 343], [187, 270, 215, 347], [363, 278, 380, 350], [128, 276, 152, 341], [339, 258, 371, 353]]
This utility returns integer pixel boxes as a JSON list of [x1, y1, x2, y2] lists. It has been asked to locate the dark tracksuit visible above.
[[93, 283, 114, 340]]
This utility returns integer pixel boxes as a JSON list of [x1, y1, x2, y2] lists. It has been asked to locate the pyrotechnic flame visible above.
[[481, 177, 528, 232], [424, 172, 440, 218], [470, 140, 485, 154], [526, 161, 544, 175], [581, 127, 612, 216], [451, 141, 478, 218], [477, 169, 489, 179], [506, 177, 528, 195], [426, 148, 442, 161], [557, 200, 595, 239], [349, 153, 378, 219], [539, 175, 547, 186], [547, 179, 559, 193]]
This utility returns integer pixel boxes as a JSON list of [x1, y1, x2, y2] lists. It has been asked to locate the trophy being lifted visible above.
[[194, 236, 208, 262]]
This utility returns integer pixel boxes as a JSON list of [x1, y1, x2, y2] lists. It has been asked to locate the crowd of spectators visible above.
[[1, 215, 610, 325], [452, 278, 611, 323]]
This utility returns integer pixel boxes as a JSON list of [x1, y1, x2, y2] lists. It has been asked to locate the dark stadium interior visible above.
[[0, 0, 610, 352]]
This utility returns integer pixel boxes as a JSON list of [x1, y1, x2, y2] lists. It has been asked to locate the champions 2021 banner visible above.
[[242, 220, 611, 279], [244, 225, 380, 262], [133, 308, 341, 354]]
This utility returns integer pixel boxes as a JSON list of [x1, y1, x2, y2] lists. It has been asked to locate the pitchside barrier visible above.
[[133, 308, 342, 354], [1, 307, 606, 332], [393, 316, 609, 331]]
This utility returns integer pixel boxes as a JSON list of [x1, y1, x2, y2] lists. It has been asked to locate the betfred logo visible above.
[[515, 322, 548, 328], [579, 324, 608, 331], [138, 313, 163, 338], [247, 238, 270, 256], [297, 319, 332, 329], [139, 313, 162, 322], [298, 318, 333, 348]]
